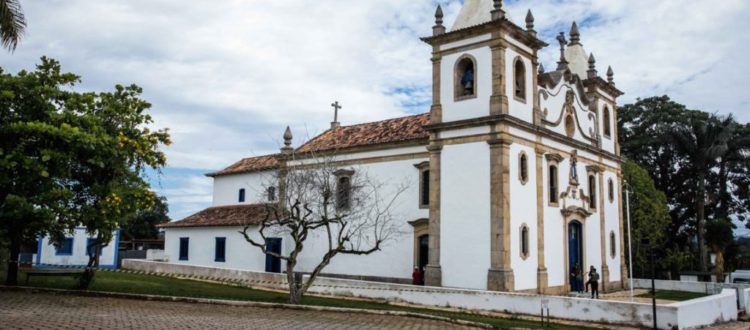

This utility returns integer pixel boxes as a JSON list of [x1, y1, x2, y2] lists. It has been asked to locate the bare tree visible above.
[[240, 156, 406, 304]]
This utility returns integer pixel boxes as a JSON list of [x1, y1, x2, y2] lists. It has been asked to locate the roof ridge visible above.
[[334, 112, 429, 129]]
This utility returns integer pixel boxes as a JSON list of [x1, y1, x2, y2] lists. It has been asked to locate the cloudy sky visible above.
[[2, 0, 749, 222]]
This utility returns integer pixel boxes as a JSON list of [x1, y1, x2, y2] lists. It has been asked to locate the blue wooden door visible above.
[[265, 238, 282, 273], [568, 221, 583, 289]]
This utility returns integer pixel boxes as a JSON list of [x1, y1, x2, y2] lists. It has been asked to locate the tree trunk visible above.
[[715, 249, 725, 283], [287, 271, 304, 304], [697, 173, 708, 273], [5, 235, 20, 286]]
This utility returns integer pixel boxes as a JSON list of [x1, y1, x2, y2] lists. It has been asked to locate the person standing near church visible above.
[[588, 266, 600, 299], [412, 266, 422, 285]]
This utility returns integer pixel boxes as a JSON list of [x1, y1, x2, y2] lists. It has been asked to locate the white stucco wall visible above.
[[37, 228, 119, 268], [505, 47, 534, 124], [164, 226, 274, 272], [440, 45, 492, 123], [604, 170, 622, 282], [509, 144, 538, 291], [165, 154, 429, 281], [441, 142, 491, 289], [212, 170, 275, 207]]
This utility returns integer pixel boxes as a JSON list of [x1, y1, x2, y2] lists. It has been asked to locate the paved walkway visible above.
[[0, 291, 478, 330]]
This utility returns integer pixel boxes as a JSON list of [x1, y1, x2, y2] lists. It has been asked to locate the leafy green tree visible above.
[[0, 58, 82, 285], [705, 218, 734, 282], [619, 96, 748, 275], [669, 114, 733, 272], [0, 0, 26, 51], [121, 196, 169, 241], [0, 58, 170, 286], [622, 159, 671, 277]]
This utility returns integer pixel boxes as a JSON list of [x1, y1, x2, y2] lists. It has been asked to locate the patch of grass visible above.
[[3, 269, 598, 330], [636, 289, 708, 301]]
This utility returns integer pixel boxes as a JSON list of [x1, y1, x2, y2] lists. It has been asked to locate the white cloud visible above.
[[2, 0, 748, 218]]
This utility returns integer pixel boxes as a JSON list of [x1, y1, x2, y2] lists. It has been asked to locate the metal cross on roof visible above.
[[331, 101, 342, 123]]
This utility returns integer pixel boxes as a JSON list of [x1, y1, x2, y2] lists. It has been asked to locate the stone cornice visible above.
[[421, 19, 547, 50], [545, 153, 564, 163], [424, 114, 622, 163], [583, 77, 624, 98]]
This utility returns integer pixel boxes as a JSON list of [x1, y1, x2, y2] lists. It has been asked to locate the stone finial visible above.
[[433, 5, 445, 36], [569, 21, 581, 45], [281, 126, 293, 154], [587, 53, 597, 79], [607, 66, 615, 85], [556, 32, 568, 70], [491, 0, 505, 21], [539, 63, 545, 74], [525, 10, 536, 36]]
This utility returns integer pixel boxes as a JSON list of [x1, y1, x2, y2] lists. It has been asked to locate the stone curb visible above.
[[0, 285, 500, 329]]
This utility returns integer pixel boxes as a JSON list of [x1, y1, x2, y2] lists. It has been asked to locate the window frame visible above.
[[414, 161, 430, 209], [603, 106, 612, 138], [267, 186, 276, 202], [215, 237, 226, 262], [519, 224, 530, 260], [545, 153, 563, 207], [588, 174, 597, 210], [333, 169, 355, 211], [454, 54, 478, 101], [55, 237, 74, 256], [608, 178, 615, 203], [238, 188, 246, 203], [518, 151, 529, 185], [610, 231, 617, 259], [512, 56, 527, 103], [179, 237, 189, 261]]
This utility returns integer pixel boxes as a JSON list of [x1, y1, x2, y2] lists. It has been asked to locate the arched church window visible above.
[[454, 55, 476, 100], [267, 186, 276, 202], [588, 175, 597, 210], [238, 188, 245, 203], [603, 106, 611, 137], [520, 224, 530, 259], [513, 57, 526, 102], [608, 178, 615, 203], [519, 152, 528, 184], [610, 231, 616, 259], [549, 165, 558, 204]]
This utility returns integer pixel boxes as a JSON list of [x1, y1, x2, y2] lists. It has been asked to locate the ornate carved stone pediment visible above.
[[561, 205, 592, 218]]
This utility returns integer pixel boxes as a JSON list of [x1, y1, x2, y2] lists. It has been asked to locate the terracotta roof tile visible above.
[[206, 154, 279, 177], [296, 113, 430, 153], [158, 203, 275, 228]]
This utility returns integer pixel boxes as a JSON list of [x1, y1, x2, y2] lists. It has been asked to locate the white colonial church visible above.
[[160, 0, 626, 294]]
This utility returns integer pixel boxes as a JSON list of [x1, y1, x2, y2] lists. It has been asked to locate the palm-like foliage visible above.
[[0, 0, 26, 51], [670, 113, 734, 272]]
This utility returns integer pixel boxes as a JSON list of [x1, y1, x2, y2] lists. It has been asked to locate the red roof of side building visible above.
[[158, 203, 276, 228], [206, 154, 279, 177], [206, 113, 430, 177], [296, 113, 430, 153]]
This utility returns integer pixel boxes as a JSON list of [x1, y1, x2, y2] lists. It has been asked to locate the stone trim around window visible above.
[[608, 178, 615, 203], [512, 56, 527, 104], [518, 151, 529, 185], [454, 54, 478, 102], [544, 153, 562, 207], [333, 169, 355, 210], [414, 161, 430, 209], [519, 223, 530, 260]]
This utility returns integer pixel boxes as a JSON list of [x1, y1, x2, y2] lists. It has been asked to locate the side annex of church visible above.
[[160, 0, 626, 294]]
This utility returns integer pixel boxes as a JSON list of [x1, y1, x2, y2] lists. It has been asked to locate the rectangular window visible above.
[[55, 238, 74, 256], [420, 170, 430, 207], [179, 237, 189, 261], [215, 237, 226, 262], [86, 238, 102, 256], [238, 189, 246, 203], [336, 176, 351, 210], [588, 175, 597, 210], [549, 166, 558, 203]]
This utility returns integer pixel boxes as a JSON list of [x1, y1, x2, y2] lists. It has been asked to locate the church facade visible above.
[[160, 0, 626, 294]]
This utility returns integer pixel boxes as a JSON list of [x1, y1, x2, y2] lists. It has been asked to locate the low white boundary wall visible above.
[[633, 278, 750, 309], [123, 260, 737, 329]]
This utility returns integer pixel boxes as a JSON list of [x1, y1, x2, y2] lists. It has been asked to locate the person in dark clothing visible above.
[[412, 266, 423, 285], [588, 266, 600, 299]]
